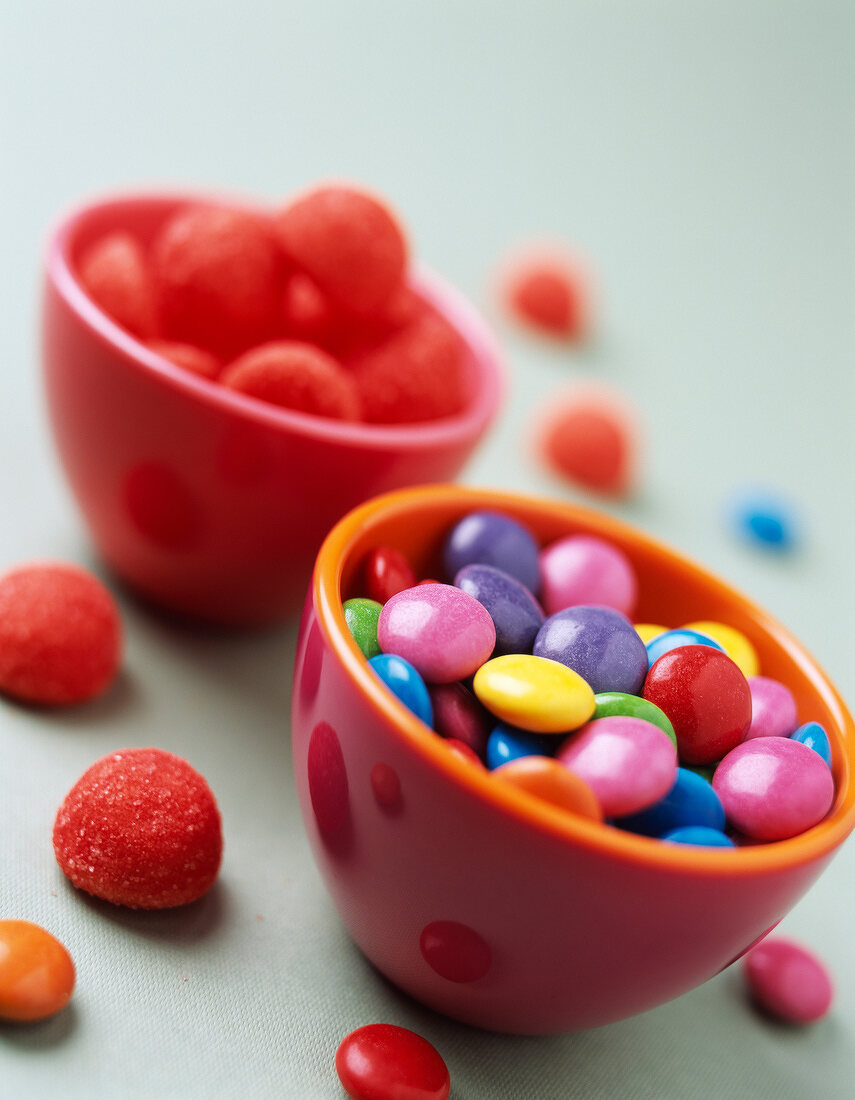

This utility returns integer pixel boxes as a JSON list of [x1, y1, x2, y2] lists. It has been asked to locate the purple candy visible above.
[[443, 511, 541, 594], [533, 605, 648, 695], [454, 563, 544, 657], [745, 675, 798, 740]]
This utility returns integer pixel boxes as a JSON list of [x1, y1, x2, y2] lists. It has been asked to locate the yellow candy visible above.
[[473, 654, 595, 734], [634, 623, 669, 645], [684, 620, 759, 678]]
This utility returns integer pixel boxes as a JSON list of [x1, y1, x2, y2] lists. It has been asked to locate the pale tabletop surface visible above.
[[1, 2, 854, 1097]]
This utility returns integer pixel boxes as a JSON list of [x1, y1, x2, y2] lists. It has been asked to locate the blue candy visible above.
[[616, 767, 726, 837], [646, 628, 724, 668], [662, 826, 735, 848], [368, 654, 433, 727], [729, 488, 799, 551], [791, 721, 832, 768], [486, 724, 552, 770]]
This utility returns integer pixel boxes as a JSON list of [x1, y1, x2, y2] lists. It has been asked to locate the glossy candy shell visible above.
[[0, 920, 75, 1023], [335, 1023, 450, 1100], [743, 938, 832, 1023], [293, 485, 855, 1034]]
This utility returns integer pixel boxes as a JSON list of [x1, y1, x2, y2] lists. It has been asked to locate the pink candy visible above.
[[713, 738, 834, 841], [556, 716, 677, 817], [743, 937, 833, 1023], [538, 535, 637, 618], [745, 675, 798, 740], [378, 583, 496, 684]]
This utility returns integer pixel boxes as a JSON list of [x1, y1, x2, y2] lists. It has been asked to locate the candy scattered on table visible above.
[[0, 562, 122, 706], [499, 246, 589, 340], [729, 488, 800, 552], [536, 385, 637, 496], [743, 937, 833, 1024], [335, 1023, 450, 1100], [53, 747, 223, 909], [0, 920, 75, 1023], [77, 183, 470, 426], [341, 505, 838, 852]]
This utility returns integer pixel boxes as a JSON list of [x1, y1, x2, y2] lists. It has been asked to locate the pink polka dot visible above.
[[307, 722, 351, 853], [371, 762, 403, 815], [420, 920, 491, 983]]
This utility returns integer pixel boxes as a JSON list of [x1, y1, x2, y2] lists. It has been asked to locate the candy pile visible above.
[[344, 509, 835, 847], [77, 184, 469, 425]]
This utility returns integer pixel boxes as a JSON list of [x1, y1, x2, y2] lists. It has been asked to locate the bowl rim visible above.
[[45, 190, 504, 452], [313, 484, 855, 878]]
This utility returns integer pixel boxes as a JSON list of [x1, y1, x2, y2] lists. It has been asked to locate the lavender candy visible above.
[[533, 605, 648, 695], [454, 564, 544, 657], [443, 511, 540, 594]]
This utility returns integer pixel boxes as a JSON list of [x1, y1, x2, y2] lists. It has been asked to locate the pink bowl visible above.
[[292, 485, 855, 1034], [41, 193, 503, 625]]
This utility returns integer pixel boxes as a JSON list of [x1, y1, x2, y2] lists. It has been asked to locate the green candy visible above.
[[343, 597, 383, 659], [593, 692, 677, 749]]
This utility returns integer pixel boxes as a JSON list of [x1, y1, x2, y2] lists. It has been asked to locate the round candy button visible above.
[[534, 605, 648, 695], [473, 654, 595, 734], [493, 755, 602, 820], [335, 1023, 450, 1100], [369, 654, 434, 727], [0, 920, 75, 1023]]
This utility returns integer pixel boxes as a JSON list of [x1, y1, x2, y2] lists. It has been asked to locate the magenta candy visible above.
[[378, 583, 496, 684], [556, 716, 677, 817], [745, 675, 798, 740], [743, 937, 833, 1023], [539, 535, 637, 618], [428, 681, 491, 760], [713, 738, 835, 841]]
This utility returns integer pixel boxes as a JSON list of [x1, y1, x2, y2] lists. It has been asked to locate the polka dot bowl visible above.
[[42, 193, 503, 625], [292, 484, 855, 1034]]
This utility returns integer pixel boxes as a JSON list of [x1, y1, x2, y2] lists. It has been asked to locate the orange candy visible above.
[[0, 920, 75, 1023], [492, 756, 602, 821], [500, 248, 589, 340]]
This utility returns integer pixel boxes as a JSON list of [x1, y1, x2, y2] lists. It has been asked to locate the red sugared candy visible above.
[[221, 341, 360, 420], [537, 386, 637, 496], [275, 185, 407, 316], [743, 937, 833, 1024], [147, 339, 221, 380], [0, 563, 122, 705], [153, 205, 283, 355], [78, 231, 159, 339], [364, 546, 416, 605], [280, 273, 335, 343], [335, 1023, 450, 1100], [501, 248, 589, 339], [53, 747, 222, 909], [350, 308, 468, 424], [643, 646, 752, 765]]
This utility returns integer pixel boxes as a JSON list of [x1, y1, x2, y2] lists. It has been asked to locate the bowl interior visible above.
[[48, 192, 504, 453], [315, 484, 855, 875]]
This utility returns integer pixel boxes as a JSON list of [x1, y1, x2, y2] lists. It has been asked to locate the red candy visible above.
[[147, 339, 221, 380], [350, 308, 468, 424], [643, 646, 752, 765], [0, 563, 122, 705], [364, 546, 417, 605], [335, 1024, 450, 1100], [53, 747, 222, 909], [280, 273, 335, 343], [275, 185, 407, 316], [428, 681, 490, 760], [743, 937, 833, 1024], [444, 738, 486, 768], [221, 341, 360, 420], [537, 387, 637, 496], [78, 231, 158, 339], [153, 205, 283, 355], [501, 248, 588, 339]]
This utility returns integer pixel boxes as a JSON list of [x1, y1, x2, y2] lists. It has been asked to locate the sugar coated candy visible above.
[[53, 748, 223, 909]]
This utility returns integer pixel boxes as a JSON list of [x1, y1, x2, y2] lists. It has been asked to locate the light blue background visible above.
[[1, 2, 853, 1096]]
